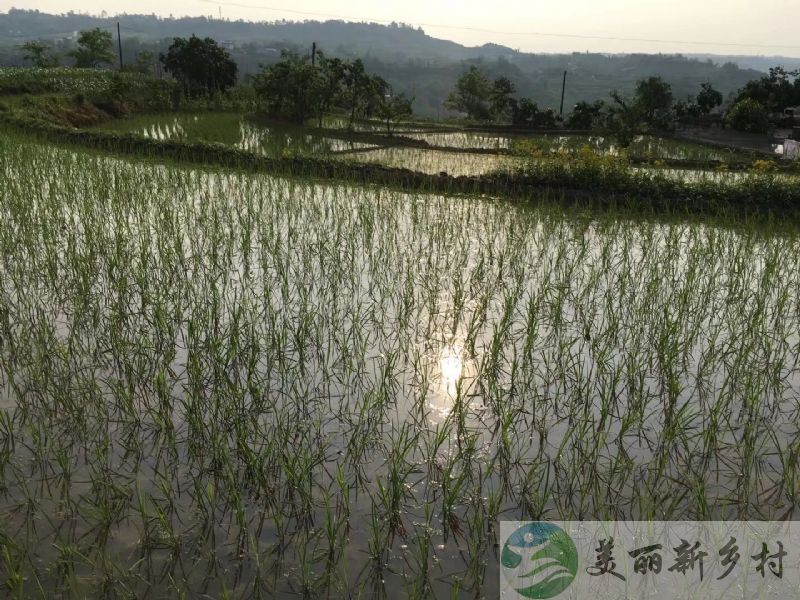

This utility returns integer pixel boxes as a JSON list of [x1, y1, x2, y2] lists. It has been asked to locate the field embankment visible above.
[[3, 109, 800, 221]]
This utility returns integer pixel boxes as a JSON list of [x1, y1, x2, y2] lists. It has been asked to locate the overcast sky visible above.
[[6, 0, 800, 56]]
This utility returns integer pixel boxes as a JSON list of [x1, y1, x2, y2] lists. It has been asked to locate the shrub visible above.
[[751, 159, 776, 172], [725, 98, 771, 133]]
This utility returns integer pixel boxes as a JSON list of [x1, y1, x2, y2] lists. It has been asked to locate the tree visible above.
[[604, 90, 642, 147], [446, 66, 491, 120], [696, 82, 723, 114], [160, 35, 238, 97], [69, 28, 115, 68], [254, 52, 390, 126], [129, 50, 155, 75], [725, 98, 771, 133], [675, 83, 723, 122], [341, 59, 373, 127], [510, 98, 559, 128], [489, 76, 515, 121], [378, 91, 413, 135], [675, 98, 703, 121], [254, 51, 319, 123], [601, 77, 675, 145], [633, 76, 673, 128], [362, 74, 390, 121], [565, 100, 605, 129], [313, 52, 346, 128], [735, 67, 800, 113], [20, 40, 58, 67]]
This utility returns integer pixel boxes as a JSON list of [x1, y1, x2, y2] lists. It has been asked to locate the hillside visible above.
[[688, 54, 800, 73], [0, 9, 779, 116]]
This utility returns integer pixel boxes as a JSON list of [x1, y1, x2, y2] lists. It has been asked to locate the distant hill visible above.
[[1, 8, 788, 117], [687, 54, 800, 74], [1, 9, 481, 61]]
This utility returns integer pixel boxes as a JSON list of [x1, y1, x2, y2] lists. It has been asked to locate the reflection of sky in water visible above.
[[106, 114, 377, 156], [404, 131, 512, 150], [346, 147, 521, 176]]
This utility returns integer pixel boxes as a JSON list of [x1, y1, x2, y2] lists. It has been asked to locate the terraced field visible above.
[[1, 133, 799, 597]]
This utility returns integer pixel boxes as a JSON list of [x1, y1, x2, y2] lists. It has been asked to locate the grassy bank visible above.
[[0, 67, 176, 128], [0, 66, 173, 97], [0, 67, 257, 128]]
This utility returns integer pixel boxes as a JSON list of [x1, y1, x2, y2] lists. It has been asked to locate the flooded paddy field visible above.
[[1, 135, 799, 597], [99, 112, 379, 156], [336, 146, 523, 176], [101, 113, 761, 164]]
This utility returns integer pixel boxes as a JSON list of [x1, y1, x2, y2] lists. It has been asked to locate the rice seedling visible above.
[[339, 146, 522, 176], [402, 130, 514, 150], [511, 134, 757, 163], [1, 131, 800, 597]]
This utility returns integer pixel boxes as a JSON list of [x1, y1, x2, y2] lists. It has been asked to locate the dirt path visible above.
[[675, 127, 784, 156]]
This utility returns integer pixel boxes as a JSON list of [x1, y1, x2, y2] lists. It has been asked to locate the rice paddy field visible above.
[[103, 113, 749, 160], [318, 116, 433, 134], [395, 130, 755, 161], [100, 113, 379, 157], [335, 146, 800, 185], [94, 114, 800, 193], [401, 132, 514, 151], [629, 166, 800, 184], [338, 147, 522, 176], [1, 129, 800, 598], [511, 134, 756, 163]]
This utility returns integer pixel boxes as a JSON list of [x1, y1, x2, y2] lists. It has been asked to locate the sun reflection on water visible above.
[[426, 344, 465, 419], [439, 345, 463, 389]]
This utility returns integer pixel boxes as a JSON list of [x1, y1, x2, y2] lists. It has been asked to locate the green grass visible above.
[[511, 134, 764, 163], [1, 134, 799, 597], [0, 66, 173, 98]]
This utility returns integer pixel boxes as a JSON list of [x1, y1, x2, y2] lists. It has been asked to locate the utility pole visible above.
[[117, 22, 123, 71], [311, 42, 316, 67], [559, 70, 567, 118]]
